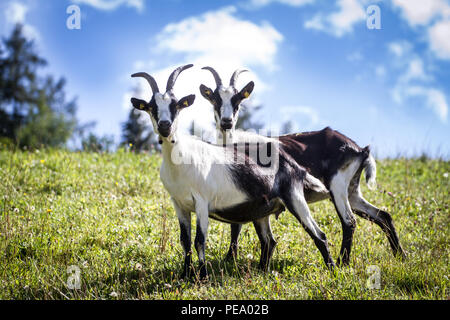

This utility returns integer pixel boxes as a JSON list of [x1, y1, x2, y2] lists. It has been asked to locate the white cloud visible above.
[[5, 1, 27, 24], [374, 65, 386, 78], [388, 42, 448, 122], [127, 6, 284, 134], [280, 106, 320, 129], [405, 86, 448, 122], [347, 50, 363, 62], [388, 40, 412, 57], [72, 0, 144, 12], [304, 0, 366, 37], [428, 19, 450, 60], [391, 84, 448, 123], [2, 1, 40, 41], [392, 0, 450, 61], [398, 58, 429, 83], [304, 13, 325, 31], [156, 7, 283, 71], [248, 0, 315, 7], [392, 0, 450, 26]]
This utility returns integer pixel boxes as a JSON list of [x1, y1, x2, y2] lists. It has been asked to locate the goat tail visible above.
[[362, 146, 377, 190]]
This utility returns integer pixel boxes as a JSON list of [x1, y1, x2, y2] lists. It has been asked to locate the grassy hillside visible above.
[[0, 149, 448, 299]]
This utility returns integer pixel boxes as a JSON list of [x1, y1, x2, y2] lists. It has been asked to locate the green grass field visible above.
[[0, 148, 449, 299]]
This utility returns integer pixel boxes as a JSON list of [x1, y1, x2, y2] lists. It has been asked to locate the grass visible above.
[[0, 148, 449, 299]]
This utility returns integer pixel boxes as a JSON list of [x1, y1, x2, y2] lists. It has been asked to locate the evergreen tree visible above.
[[236, 104, 264, 131], [121, 108, 159, 152], [280, 120, 295, 135], [0, 24, 77, 148]]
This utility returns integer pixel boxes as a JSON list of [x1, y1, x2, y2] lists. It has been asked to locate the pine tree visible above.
[[236, 104, 264, 131], [0, 24, 77, 148], [280, 120, 295, 135], [121, 108, 159, 152]]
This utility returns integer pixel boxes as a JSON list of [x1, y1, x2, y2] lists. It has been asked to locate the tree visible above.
[[121, 108, 159, 152], [236, 104, 264, 131], [280, 120, 296, 135], [0, 24, 77, 148], [81, 133, 114, 153]]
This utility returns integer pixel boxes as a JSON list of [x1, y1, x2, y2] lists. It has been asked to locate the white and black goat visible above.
[[199, 67, 406, 266], [131, 65, 336, 279]]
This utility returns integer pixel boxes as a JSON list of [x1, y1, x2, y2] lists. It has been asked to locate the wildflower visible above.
[[40, 159, 45, 164], [444, 173, 448, 178], [110, 291, 118, 298], [129, 143, 133, 147], [135, 263, 143, 271], [13, 208, 19, 213], [47, 209, 52, 213]]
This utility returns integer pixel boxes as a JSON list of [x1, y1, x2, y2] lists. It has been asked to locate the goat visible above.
[[131, 65, 336, 279], [199, 67, 406, 266]]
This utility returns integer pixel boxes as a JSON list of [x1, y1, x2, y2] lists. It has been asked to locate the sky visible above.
[[0, 0, 449, 158]]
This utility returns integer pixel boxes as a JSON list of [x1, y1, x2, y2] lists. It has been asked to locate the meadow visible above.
[[0, 148, 448, 299]]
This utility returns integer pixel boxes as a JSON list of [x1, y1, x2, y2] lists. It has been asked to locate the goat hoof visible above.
[[336, 257, 350, 267], [327, 261, 337, 271], [396, 249, 407, 261], [198, 264, 208, 281], [181, 267, 194, 279], [225, 250, 237, 262], [258, 262, 269, 272]]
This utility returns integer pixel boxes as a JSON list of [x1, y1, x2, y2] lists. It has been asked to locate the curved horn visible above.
[[202, 66, 223, 88], [166, 64, 194, 92], [131, 72, 159, 94], [230, 69, 248, 87]]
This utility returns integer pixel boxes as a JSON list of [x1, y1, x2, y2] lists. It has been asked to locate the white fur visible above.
[[329, 159, 361, 226], [365, 153, 377, 190], [218, 86, 235, 120], [155, 92, 172, 123], [160, 134, 249, 214], [288, 182, 324, 238]]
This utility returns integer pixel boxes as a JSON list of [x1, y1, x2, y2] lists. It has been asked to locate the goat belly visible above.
[[210, 198, 285, 224]]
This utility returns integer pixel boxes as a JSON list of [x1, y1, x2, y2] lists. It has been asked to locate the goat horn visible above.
[[202, 66, 223, 88], [131, 72, 160, 95], [230, 69, 248, 87], [166, 64, 194, 92]]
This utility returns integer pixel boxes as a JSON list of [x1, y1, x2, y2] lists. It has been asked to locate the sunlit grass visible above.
[[0, 148, 448, 299]]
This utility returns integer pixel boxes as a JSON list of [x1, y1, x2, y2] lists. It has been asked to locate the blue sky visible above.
[[1, 0, 449, 158]]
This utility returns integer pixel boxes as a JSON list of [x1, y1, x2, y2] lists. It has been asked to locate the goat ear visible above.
[[199, 84, 214, 103], [131, 98, 149, 111], [239, 81, 254, 100], [177, 94, 195, 110]]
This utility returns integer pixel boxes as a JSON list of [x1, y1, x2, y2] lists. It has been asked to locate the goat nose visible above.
[[159, 120, 171, 128], [222, 118, 232, 123]]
